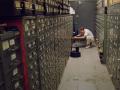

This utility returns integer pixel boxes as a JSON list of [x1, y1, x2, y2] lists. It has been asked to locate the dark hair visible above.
[[80, 27, 84, 30]]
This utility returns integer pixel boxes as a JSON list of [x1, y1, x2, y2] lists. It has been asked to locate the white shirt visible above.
[[84, 29, 94, 40]]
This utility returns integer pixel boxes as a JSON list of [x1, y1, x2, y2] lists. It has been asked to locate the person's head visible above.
[[80, 26, 85, 34]]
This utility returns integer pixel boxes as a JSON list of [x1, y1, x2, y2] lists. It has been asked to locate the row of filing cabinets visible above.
[[96, 0, 107, 64], [0, 15, 73, 90], [36, 15, 72, 90], [0, 0, 70, 17], [102, 3, 120, 90]]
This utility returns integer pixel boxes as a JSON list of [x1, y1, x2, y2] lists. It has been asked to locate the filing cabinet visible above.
[[27, 61, 40, 90], [35, 4, 45, 15], [100, 3, 120, 90], [0, 15, 72, 90], [24, 1, 34, 15], [44, 3, 54, 15], [23, 17, 40, 90], [0, 0, 69, 17], [96, 14, 105, 53], [36, 0, 44, 4], [35, 15, 72, 90], [0, 27, 24, 90], [44, 0, 70, 15], [23, 17, 36, 38], [96, 0, 108, 64]]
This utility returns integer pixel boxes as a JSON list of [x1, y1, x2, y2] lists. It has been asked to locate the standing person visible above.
[[73, 27, 94, 48]]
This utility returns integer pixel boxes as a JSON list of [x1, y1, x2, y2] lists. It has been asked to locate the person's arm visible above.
[[72, 35, 86, 40], [72, 33, 85, 40], [76, 32, 84, 37]]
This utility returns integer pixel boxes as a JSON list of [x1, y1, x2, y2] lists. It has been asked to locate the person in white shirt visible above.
[[72, 27, 94, 48]]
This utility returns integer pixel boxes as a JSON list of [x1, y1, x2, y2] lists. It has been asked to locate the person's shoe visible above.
[[85, 46, 90, 48]]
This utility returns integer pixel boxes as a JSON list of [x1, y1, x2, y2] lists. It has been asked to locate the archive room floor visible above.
[[58, 47, 115, 90]]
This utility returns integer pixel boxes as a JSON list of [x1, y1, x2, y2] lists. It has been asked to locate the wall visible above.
[[70, 0, 97, 36]]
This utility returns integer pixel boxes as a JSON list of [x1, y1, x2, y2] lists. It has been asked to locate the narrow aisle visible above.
[[58, 47, 115, 90]]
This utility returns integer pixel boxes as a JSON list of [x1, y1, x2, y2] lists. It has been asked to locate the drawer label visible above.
[[30, 65, 33, 69], [13, 68, 18, 76], [15, 82, 20, 89], [27, 32, 31, 36], [25, 2, 30, 9], [9, 39, 15, 46], [36, 4, 39, 10], [15, 1, 21, 8], [2, 41, 9, 51], [11, 53, 16, 61], [25, 24, 29, 31], [32, 31, 35, 34], [28, 44, 32, 48], [32, 25, 35, 29]]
